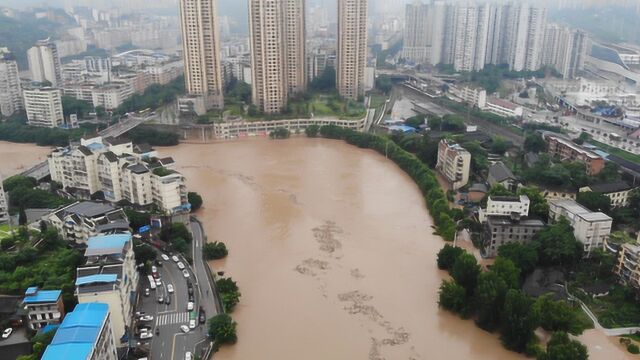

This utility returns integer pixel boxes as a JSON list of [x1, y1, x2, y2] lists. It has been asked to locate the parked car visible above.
[[140, 332, 153, 340], [171, 255, 179, 263], [185, 352, 193, 360], [167, 284, 174, 293], [165, 296, 171, 305], [199, 311, 206, 324], [157, 296, 164, 303], [187, 302, 194, 311], [144, 288, 150, 297], [188, 294, 194, 302], [176, 262, 185, 270], [188, 287, 194, 295], [155, 278, 162, 287], [161, 254, 170, 261], [155, 259, 163, 267], [135, 311, 146, 317], [140, 315, 154, 322], [151, 266, 157, 274], [182, 270, 190, 278], [2, 328, 12, 339], [180, 325, 190, 333]]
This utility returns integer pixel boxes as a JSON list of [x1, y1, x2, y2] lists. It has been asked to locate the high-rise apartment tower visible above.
[[337, 0, 368, 100], [27, 39, 63, 87]]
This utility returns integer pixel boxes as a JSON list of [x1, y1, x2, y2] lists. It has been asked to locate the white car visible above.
[[151, 266, 157, 274], [180, 325, 190, 333], [187, 302, 194, 311], [182, 269, 190, 278], [161, 254, 170, 261], [135, 311, 146, 317], [176, 262, 185, 270], [167, 284, 174, 293], [140, 315, 154, 322], [189, 319, 196, 329], [185, 352, 193, 360], [155, 278, 162, 287], [2, 328, 12, 339], [139, 332, 153, 339], [172, 255, 180, 263]]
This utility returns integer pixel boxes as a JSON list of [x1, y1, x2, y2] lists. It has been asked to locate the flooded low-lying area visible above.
[[0, 141, 51, 178]]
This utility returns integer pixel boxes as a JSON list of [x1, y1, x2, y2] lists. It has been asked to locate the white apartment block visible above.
[[75, 234, 138, 344], [23, 88, 64, 128], [403, 2, 430, 64], [337, 0, 368, 100], [249, 0, 306, 114], [458, 86, 487, 108], [452, 4, 490, 72], [485, 97, 524, 117], [479, 195, 531, 223], [27, 39, 63, 87], [436, 139, 471, 190], [0, 49, 23, 117], [179, 0, 225, 113], [542, 25, 588, 79], [549, 199, 612, 253], [49, 137, 189, 214], [506, 4, 547, 71], [0, 175, 7, 223]]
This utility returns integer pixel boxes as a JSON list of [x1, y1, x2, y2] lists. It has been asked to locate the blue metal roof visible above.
[[389, 125, 417, 133], [42, 303, 109, 360], [25, 286, 38, 295], [23, 288, 62, 304], [75, 274, 118, 286], [86, 234, 131, 251]]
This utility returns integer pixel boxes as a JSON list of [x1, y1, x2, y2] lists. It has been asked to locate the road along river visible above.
[[159, 137, 631, 360]]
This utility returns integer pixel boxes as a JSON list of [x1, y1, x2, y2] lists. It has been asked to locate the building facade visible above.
[[179, 0, 225, 112], [542, 25, 589, 79], [23, 88, 64, 128], [579, 181, 636, 208], [548, 199, 613, 253], [42, 302, 118, 360], [479, 195, 531, 222], [436, 139, 471, 190], [27, 39, 63, 87], [46, 201, 130, 244], [22, 287, 65, 330], [0, 48, 23, 117], [75, 234, 138, 345], [403, 2, 430, 64], [483, 214, 545, 257], [544, 134, 605, 175], [0, 175, 7, 223], [337, 0, 368, 100], [614, 243, 640, 292], [249, 0, 306, 114]]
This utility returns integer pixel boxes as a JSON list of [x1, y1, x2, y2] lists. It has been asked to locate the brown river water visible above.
[[0, 141, 51, 178], [0, 139, 630, 359]]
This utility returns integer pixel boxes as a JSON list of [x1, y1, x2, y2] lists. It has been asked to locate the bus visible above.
[[148, 275, 156, 290]]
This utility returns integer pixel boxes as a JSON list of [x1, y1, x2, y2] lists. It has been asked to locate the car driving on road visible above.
[[140, 315, 154, 322], [2, 328, 12, 339], [182, 269, 190, 278], [167, 284, 174, 293], [140, 332, 153, 339], [187, 302, 194, 311], [171, 255, 179, 263], [177, 262, 185, 270], [180, 325, 190, 333], [161, 254, 170, 261]]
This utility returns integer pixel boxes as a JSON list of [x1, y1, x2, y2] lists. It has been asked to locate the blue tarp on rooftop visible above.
[[75, 274, 118, 286]]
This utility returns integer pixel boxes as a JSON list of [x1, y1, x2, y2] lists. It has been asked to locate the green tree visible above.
[[491, 136, 509, 154], [492, 257, 521, 289], [124, 209, 150, 230], [498, 242, 539, 275], [203, 241, 228, 260], [576, 191, 611, 213], [309, 66, 336, 92], [3, 175, 37, 192], [438, 279, 467, 314], [159, 223, 193, 243], [501, 289, 538, 352], [269, 127, 291, 139], [532, 218, 583, 268], [518, 187, 550, 221], [171, 237, 188, 254], [133, 243, 157, 265], [216, 277, 241, 312], [62, 96, 92, 119], [305, 125, 320, 137], [208, 314, 238, 345], [375, 75, 393, 94], [474, 271, 508, 330], [18, 207, 27, 226], [451, 253, 481, 296], [539, 332, 588, 360], [188, 192, 203, 211], [533, 296, 585, 335], [436, 244, 464, 270], [404, 115, 426, 129], [629, 188, 640, 217]]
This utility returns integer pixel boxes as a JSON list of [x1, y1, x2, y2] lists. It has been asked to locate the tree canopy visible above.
[[532, 218, 583, 268]]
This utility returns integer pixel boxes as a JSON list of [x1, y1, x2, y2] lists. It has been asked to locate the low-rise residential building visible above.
[[614, 243, 640, 291], [544, 134, 605, 176], [479, 195, 531, 223], [42, 302, 118, 360], [0, 175, 8, 223], [485, 98, 523, 118], [75, 234, 138, 345], [22, 287, 65, 330], [436, 139, 471, 190], [548, 199, 613, 252], [488, 162, 518, 191], [49, 137, 189, 214], [46, 201, 130, 244], [459, 86, 487, 109], [579, 181, 636, 208], [483, 214, 545, 257], [23, 87, 64, 128]]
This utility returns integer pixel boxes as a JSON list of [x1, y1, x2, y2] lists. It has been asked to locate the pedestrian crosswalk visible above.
[[156, 312, 190, 326]]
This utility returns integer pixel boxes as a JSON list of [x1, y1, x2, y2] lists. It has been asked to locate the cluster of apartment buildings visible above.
[[456, 85, 524, 118], [178, 0, 368, 115], [403, 1, 588, 78], [48, 136, 189, 215]]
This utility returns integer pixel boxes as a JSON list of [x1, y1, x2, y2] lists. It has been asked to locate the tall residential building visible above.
[[542, 25, 588, 79], [0, 48, 23, 117], [249, 0, 306, 114], [23, 88, 64, 128], [75, 234, 138, 345], [27, 39, 63, 87], [505, 4, 547, 71], [436, 139, 471, 190], [452, 4, 490, 71], [179, 0, 225, 112], [403, 2, 430, 64], [42, 302, 118, 360], [337, 0, 368, 100]]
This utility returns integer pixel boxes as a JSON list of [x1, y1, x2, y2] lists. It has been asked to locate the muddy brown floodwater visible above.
[[159, 137, 631, 360], [0, 141, 51, 178]]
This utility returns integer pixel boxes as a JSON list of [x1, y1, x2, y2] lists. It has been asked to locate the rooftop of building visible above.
[[545, 134, 602, 160], [489, 195, 528, 203], [85, 233, 131, 257], [127, 163, 149, 174], [23, 287, 62, 304], [550, 199, 612, 221], [488, 97, 519, 110], [53, 201, 117, 220], [586, 180, 633, 194], [42, 302, 109, 360], [488, 161, 516, 183], [75, 274, 118, 286], [485, 215, 545, 227]]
